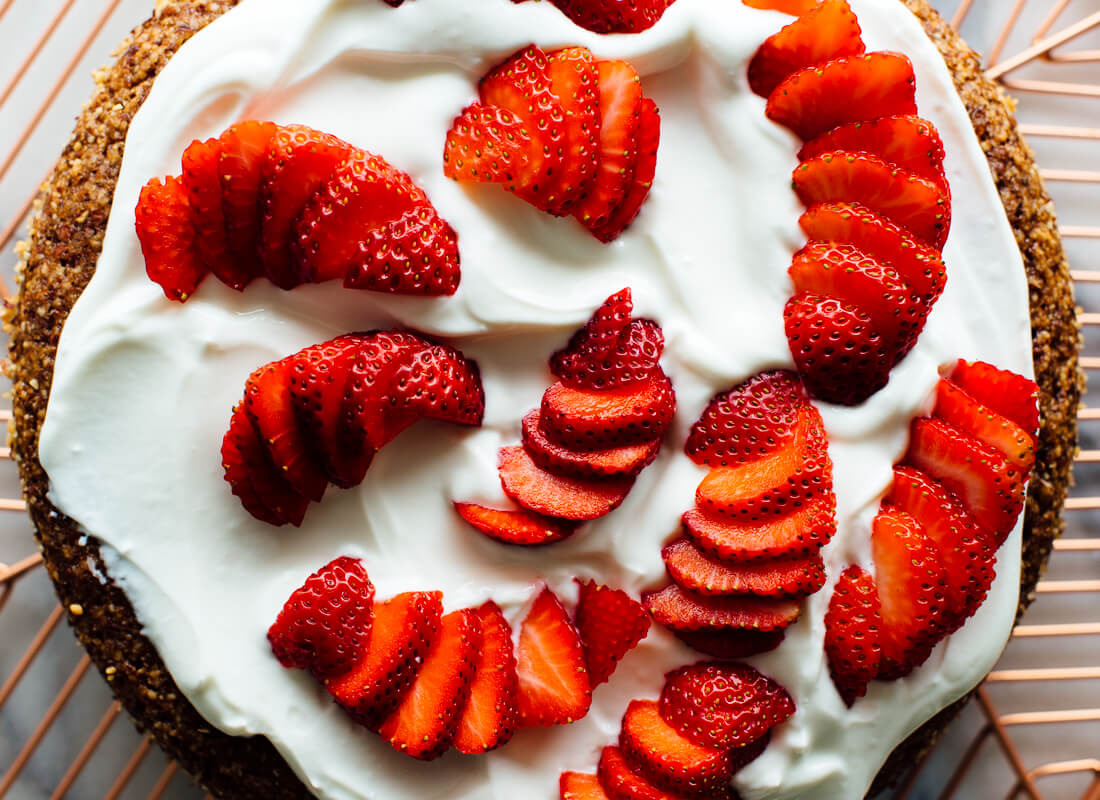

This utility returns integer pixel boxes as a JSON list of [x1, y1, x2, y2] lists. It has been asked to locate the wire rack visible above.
[[0, 1, 1097, 798]]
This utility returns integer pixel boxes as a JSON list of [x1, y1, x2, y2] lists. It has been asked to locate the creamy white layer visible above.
[[38, 0, 1033, 797]]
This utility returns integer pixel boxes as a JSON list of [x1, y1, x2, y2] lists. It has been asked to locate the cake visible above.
[[5, 0, 1080, 798]]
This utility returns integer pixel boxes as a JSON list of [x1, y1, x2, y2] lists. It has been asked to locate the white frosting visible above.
[[37, 0, 1034, 798]]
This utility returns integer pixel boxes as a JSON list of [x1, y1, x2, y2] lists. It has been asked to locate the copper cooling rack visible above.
[[0, 1, 1098, 798]]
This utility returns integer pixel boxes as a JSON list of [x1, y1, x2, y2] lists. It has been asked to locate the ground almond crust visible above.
[[4, 1, 1081, 798]]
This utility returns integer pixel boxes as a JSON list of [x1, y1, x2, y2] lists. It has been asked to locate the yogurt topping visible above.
[[37, 0, 1034, 798]]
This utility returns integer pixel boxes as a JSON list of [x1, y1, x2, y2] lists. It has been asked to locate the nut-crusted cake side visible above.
[[5, 2, 1079, 800]]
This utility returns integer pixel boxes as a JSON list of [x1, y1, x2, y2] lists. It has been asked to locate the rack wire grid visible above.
[[0, 0, 1097, 798]]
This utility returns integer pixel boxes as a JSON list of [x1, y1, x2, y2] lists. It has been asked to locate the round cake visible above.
[[6, 0, 1080, 799]]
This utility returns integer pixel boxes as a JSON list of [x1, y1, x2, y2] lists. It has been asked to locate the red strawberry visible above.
[[545, 0, 676, 34], [662, 538, 826, 598], [260, 124, 354, 289], [453, 502, 578, 546], [135, 176, 208, 302], [498, 446, 634, 521], [674, 628, 786, 659], [443, 103, 540, 199], [222, 404, 309, 526], [659, 662, 795, 750], [934, 379, 1035, 474], [540, 374, 676, 450], [743, 0, 819, 13], [181, 136, 249, 289], [560, 771, 610, 800], [523, 411, 661, 480], [552, 319, 665, 392], [784, 292, 891, 406], [644, 583, 801, 633], [267, 557, 375, 680], [766, 52, 917, 142], [823, 564, 882, 706], [383, 340, 486, 430], [454, 601, 520, 754], [575, 580, 651, 686], [684, 371, 807, 468], [590, 97, 660, 243], [682, 495, 836, 562], [516, 586, 592, 727], [342, 206, 461, 296], [791, 150, 950, 248], [748, 0, 865, 97], [904, 417, 1026, 541], [218, 120, 279, 280], [377, 608, 482, 760], [619, 699, 733, 797], [551, 288, 634, 373], [799, 201, 946, 306], [572, 60, 642, 231], [546, 47, 601, 211], [871, 507, 947, 678], [949, 359, 1040, 438], [597, 745, 677, 800], [327, 591, 443, 726]]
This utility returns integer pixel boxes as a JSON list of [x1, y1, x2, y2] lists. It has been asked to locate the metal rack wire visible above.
[[0, 1, 1097, 798]]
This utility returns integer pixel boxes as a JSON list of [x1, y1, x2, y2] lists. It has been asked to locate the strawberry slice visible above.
[[260, 124, 354, 289], [453, 502, 578, 546], [523, 411, 661, 480], [904, 417, 1026, 541], [267, 556, 375, 680], [327, 591, 444, 727], [181, 136, 249, 289], [949, 359, 1040, 438], [540, 374, 676, 450], [619, 699, 733, 797], [222, 404, 308, 526], [575, 580, 651, 686], [934, 379, 1035, 474], [443, 103, 540, 199], [498, 446, 634, 521], [684, 370, 807, 468], [377, 608, 482, 760], [659, 662, 795, 750], [572, 60, 642, 231], [871, 507, 948, 678], [218, 120, 278, 281], [644, 583, 801, 633], [134, 176, 208, 302], [383, 340, 486, 430], [682, 495, 836, 562], [743, 0, 819, 13], [824, 564, 882, 706], [546, 47, 601, 212], [799, 201, 946, 306], [551, 288, 634, 374], [596, 745, 676, 800], [454, 601, 520, 754], [516, 586, 592, 727], [553, 319, 665, 392], [675, 628, 786, 659], [544, 0, 676, 34], [590, 97, 660, 243], [560, 772, 609, 800], [766, 52, 917, 142], [342, 206, 460, 296], [748, 0, 865, 98], [792, 150, 950, 248], [784, 292, 891, 406], [662, 538, 826, 598]]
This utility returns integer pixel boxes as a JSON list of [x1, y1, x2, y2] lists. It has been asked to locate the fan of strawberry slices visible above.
[[455, 288, 675, 546], [444, 46, 660, 242], [268, 557, 650, 759], [825, 359, 1039, 705], [135, 122, 459, 302]]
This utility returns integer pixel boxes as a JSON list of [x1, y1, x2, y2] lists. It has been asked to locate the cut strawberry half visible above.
[[544, 0, 677, 34], [934, 379, 1035, 474], [747, 0, 865, 98], [453, 502, 578, 546], [516, 586, 592, 727], [546, 47, 600, 212], [222, 404, 309, 527], [560, 771, 610, 800], [498, 446, 634, 521], [792, 150, 950, 248], [675, 628, 786, 659], [597, 745, 674, 800], [218, 120, 278, 281], [824, 564, 882, 706], [522, 410, 661, 480], [663, 538, 826, 598], [453, 601, 519, 754], [644, 583, 801, 633], [575, 579, 651, 687], [342, 206, 461, 296], [181, 136, 248, 289], [766, 51, 918, 142], [443, 103, 540, 199], [949, 359, 1040, 438], [682, 495, 836, 562], [135, 176, 208, 302], [590, 97, 660, 243], [377, 608, 482, 760], [540, 374, 676, 450]]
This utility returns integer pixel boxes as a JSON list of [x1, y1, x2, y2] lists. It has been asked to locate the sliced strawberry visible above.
[[590, 97, 660, 243], [218, 120, 278, 281], [498, 446, 634, 521], [575, 580, 651, 686], [644, 583, 801, 633], [454, 601, 520, 754], [904, 417, 1026, 542], [222, 404, 308, 526], [766, 52, 917, 142], [597, 745, 678, 800], [181, 136, 250, 289], [260, 124, 354, 289], [135, 176, 208, 302], [545, 0, 676, 34], [748, 0, 865, 98], [516, 586, 592, 727], [342, 206, 461, 296], [934, 379, 1035, 474], [377, 608, 482, 760], [341, 331, 426, 456], [267, 556, 375, 680], [659, 662, 795, 750], [742, 0, 819, 13], [663, 538, 826, 598], [871, 507, 948, 679], [824, 564, 882, 706], [382, 340, 486, 431], [619, 699, 733, 797], [683, 495, 836, 562], [560, 771, 610, 800], [550, 288, 635, 375], [546, 47, 600, 212], [784, 292, 891, 406], [792, 150, 950, 248], [523, 411, 661, 480], [949, 359, 1040, 438], [799, 201, 946, 306], [540, 374, 676, 450], [572, 60, 641, 231], [552, 319, 665, 392], [443, 103, 540, 199], [675, 628, 786, 659], [453, 502, 578, 546], [327, 591, 443, 727]]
